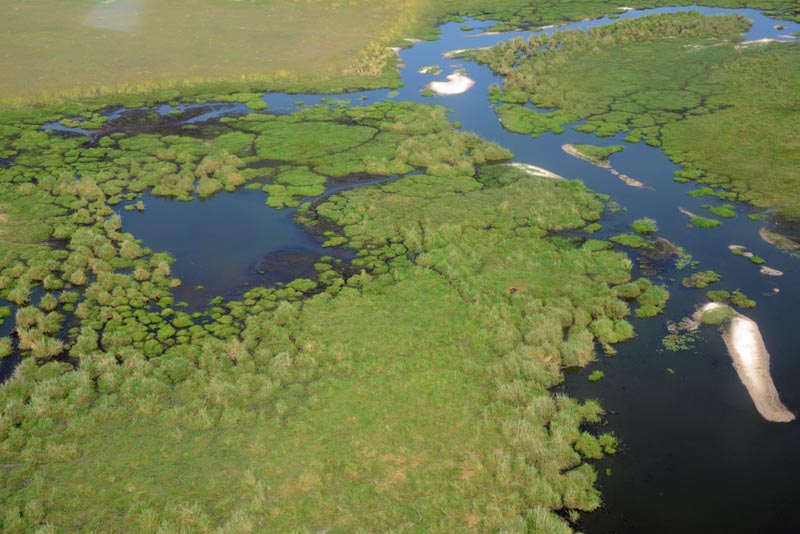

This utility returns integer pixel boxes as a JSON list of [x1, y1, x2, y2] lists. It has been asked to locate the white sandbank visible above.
[[443, 47, 490, 58], [678, 206, 697, 218], [738, 38, 785, 47], [505, 163, 565, 180], [696, 303, 795, 423], [467, 31, 505, 38], [760, 266, 784, 277], [426, 71, 475, 96]]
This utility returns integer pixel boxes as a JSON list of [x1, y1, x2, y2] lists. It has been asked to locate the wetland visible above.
[[1, 2, 800, 533]]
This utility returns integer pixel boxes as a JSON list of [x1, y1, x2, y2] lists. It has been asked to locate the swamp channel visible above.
[[8, 6, 800, 533]]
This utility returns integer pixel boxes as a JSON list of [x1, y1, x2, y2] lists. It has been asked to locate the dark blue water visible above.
[[34, 5, 800, 532], [115, 189, 332, 304]]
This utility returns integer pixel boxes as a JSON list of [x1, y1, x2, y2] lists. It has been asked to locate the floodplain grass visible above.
[[0, 0, 417, 106]]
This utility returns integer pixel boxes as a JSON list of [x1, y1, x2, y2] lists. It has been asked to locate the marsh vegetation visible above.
[[473, 12, 800, 227], [0, 98, 659, 531]]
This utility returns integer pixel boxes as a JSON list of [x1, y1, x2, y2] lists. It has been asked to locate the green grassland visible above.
[[0, 0, 415, 105], [474, 12, 800, 221]]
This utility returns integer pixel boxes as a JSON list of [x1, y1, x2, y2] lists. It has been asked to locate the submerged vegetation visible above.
[[473, 11, 800, 222]]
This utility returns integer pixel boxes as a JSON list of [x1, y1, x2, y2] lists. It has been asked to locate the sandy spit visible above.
[[467, 31, 505, 38], [610, 169, 644, 188], [678, 206, 697, 218], [426, 71, 475, 96], [697, 303, 795, 423], [737, 38, 787, 48], [562, 144, 610, 168], [506, 162, 565, 180], [760, 266, 784, 276]]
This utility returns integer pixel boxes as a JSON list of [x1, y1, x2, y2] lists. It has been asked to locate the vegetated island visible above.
[[695, 303, 795, 422]]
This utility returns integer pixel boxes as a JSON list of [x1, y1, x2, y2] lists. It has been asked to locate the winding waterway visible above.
[[28, 5, 800, 532]]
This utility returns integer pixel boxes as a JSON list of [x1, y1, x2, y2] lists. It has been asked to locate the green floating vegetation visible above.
[[707, 289, 756, 308], [705, 204, 736, 218], [609, 233, 647, 249], [583, 222, 602, 234], [699, 305, 738, 325], [662, 331, 700, 352], [588, 370, 605, 382], [682, 270, 720, 288], [731, 290, 757, 308], [689, 216, 722, 229], [635, 282, 670, 318], [631, 217, 658, 235], [707, 289, 731, 302], [475, 11, 800, 221]]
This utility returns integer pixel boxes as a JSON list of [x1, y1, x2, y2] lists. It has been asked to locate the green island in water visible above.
[[0, 0, 799, 532]]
